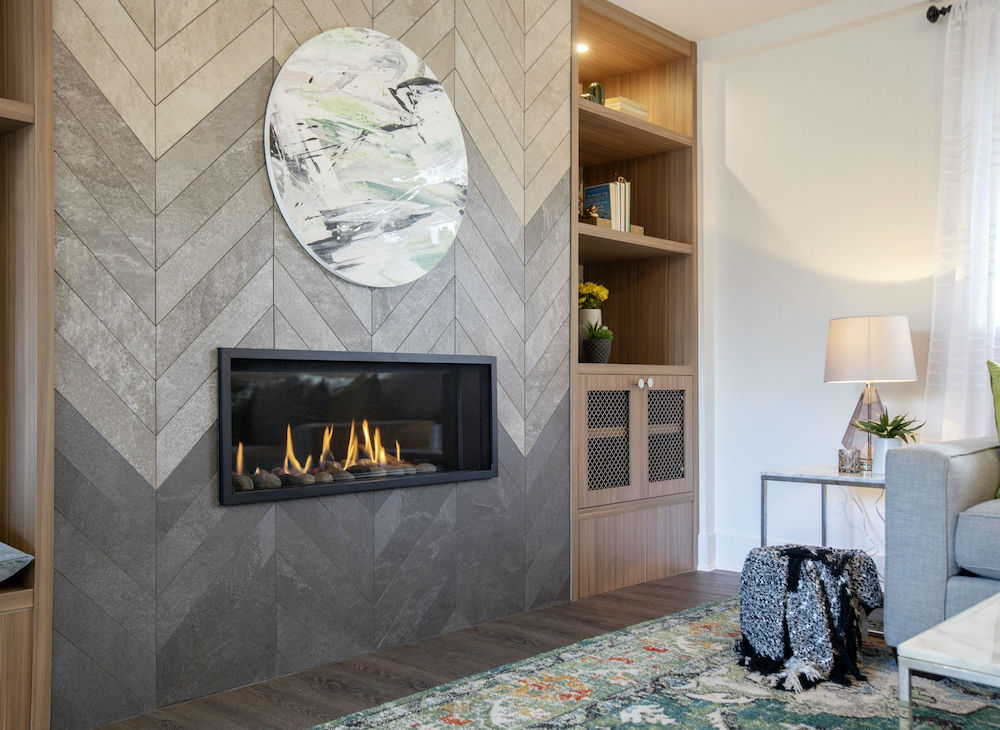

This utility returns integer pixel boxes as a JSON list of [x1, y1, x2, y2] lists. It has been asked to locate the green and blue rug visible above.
[[315, 599, 1000, 729]]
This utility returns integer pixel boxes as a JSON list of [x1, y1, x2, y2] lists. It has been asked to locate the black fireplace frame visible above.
[[218, 348, 498, 505]]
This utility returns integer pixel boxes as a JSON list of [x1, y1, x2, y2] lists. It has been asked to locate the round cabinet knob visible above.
[[647, 377, 655, 388], [637, 378, 646, 389]]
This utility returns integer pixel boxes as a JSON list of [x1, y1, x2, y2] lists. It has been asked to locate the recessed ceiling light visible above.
[[576, 43, 589, 53]]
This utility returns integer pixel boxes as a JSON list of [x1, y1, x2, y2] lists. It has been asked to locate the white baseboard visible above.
[[697, 532, 717, 571]]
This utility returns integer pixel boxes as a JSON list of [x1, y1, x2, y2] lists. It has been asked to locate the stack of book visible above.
[[583, 180, 631, 232], [605, 97, 648, 121]]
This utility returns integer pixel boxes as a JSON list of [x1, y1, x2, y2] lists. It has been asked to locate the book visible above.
[[584, 183, 618, 226], [605, 96, 649, 121]]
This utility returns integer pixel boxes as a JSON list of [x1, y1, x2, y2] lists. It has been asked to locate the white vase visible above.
[[579, 308, 601, 349], [872, 437, 902, 474]]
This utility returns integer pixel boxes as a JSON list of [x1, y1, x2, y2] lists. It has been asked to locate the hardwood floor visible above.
[[103, 570, 740, 730]]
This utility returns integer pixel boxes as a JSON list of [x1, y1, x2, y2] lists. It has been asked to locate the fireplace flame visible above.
[[396, 440, 401, 462], [345, 420, 359, 468], [284, 424, 306, 474], [320, 426, 335, 468], [236, 442, 244, 475]]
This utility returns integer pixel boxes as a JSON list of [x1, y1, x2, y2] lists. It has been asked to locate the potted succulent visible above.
[[578, 281, 608, 347], [853, 412, 924, 473], [581, 321, 613, 363]]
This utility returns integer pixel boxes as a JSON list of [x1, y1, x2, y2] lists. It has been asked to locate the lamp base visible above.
[[841, 383, 886, 470]]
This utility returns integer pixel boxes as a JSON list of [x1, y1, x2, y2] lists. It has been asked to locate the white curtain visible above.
[[925, 0, 1000, 441]]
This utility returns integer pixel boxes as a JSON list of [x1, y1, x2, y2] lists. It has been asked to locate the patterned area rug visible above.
[[315, 599, 1000, 729]]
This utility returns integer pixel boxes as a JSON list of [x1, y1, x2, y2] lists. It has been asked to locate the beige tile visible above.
[[120, 0, 154, 44], [463, 0, 523, 100], [525, 96, 569, 184], [300, 0, 347, 30], [56, 333, 156, 486], [524, 0, 569, 69], [76, 0, 154, 98], [55, 0, 155, 154], [274, 0, 321, 45], [524, 0, 557, 31], [457, 0, 524, 137], [524, 19, 568, 105], [525, 59, 568, 143], [524, 135, 569, 223], [373, 0, 436, 39], [273, 262, 346, 351], [156, 0, 215, 48], [156, 11, 273, 157], [326, 0, 371, 27], [422, 28, 455, 81], [156, 0, 271, 102], [397, 0, 454, 66], [274, 8, 300, 66], [454, 76, 524, 224]]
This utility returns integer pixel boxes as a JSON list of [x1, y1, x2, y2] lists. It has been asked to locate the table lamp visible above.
[[824, 315, 917, 470]]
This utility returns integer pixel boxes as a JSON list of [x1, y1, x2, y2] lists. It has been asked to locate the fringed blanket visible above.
[[735, 544, 883, 692]]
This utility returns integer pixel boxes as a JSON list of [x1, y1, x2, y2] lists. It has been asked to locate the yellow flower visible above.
[[578, 281, 609, 309]]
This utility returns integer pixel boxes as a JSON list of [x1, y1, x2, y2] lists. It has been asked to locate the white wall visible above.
[[699, 1, 946, 571]]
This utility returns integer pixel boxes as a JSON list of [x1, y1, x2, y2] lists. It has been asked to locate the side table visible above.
[[760, 467, 886, 547]]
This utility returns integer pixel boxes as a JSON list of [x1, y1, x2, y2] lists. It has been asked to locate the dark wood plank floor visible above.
[[103, 570, 740, 730]]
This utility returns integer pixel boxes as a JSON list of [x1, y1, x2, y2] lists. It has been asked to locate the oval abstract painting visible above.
[[265, 27, 467, 288]]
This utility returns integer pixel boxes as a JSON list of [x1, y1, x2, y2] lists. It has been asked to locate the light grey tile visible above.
[[273, 260, 345, 351], [55, 216, 155, 374], [456, 281, 524, 415], [156, 168, 272, 322], [274, 307, 308, 349], [274, 219, 372, 351], [372, 248, 455, 353], [156, 120, 265, 265], [460, 199, 525, 308], [238, 307, 274, 348], [525, 206, 569, 300], [156, 62, 273, 212], [525, 245, 568, 338], [156, 374, 219, 488], [54, 511, 155, 650], [526, 352, 568, 453], [397, 280, 456, 354], [525, 277, 568, 376], [56, 275, 155, 428], [156, 211, 274, 376], [54, 94, 154, 265], [463, 127, 522, 246], [525, 312, 568, 413], [55, 156, 155, 319], [455, 243, 524, 375], [53, 36, 154, 210], [156, 261, 272, 430], [55, 333, 156, 486], [429, 320, 456, 354], [524, 169, 570, 263]]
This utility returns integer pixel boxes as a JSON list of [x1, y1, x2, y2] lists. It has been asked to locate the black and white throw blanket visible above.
[[735, 544, 883, 692]]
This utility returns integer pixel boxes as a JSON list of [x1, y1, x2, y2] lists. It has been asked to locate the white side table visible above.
[[760, 467, 886, 547]]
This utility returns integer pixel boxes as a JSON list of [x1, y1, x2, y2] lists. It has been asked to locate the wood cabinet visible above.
[[570, 0, 698, 598], [0, 0, 54, 727]]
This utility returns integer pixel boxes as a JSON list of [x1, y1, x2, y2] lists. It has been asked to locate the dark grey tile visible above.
[[156, 507, 276, 703], [53, 572, 155, 702], [374, 482, 453, 598], [525, 418, 570, 551], [157, 423, 218, 541], [374, 485, 458, 647], [51, 688, 91, 730], [456, 465, 525, 624], [524, 169, 570, 262], [54, 511, 155, 650], [54, 450, 154, 594], [52, 630, 152, 729]]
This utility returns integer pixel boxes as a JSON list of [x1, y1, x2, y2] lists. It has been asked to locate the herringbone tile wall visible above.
[[52, 1, 571, 726]]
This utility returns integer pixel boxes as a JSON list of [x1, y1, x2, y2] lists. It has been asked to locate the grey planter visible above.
[[581, 338, 612, 363]]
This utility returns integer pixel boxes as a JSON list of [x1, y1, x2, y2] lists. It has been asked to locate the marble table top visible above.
[[760, 466, 886, 487], [898, 592, 1000, 677]]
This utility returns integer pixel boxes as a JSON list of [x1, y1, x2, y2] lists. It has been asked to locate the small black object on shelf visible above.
[[926, 4, 952, 23]]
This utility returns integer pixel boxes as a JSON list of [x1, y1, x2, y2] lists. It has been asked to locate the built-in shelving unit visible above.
[[571, 0, 698, 599], [0, 0, 54, 727]]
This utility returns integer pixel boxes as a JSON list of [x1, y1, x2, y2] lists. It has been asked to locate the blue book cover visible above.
[[584, 184, 612, 220]]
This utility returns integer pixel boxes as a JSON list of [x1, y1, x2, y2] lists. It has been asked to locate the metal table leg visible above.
[[760, 477, 767, 547], [821, 482, 827, 547], [898, 658, 913, 729]]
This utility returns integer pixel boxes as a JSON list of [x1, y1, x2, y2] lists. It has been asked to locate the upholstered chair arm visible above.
[[884, 437, 1000, 646]]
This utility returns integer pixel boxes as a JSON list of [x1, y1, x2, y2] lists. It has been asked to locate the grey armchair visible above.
[[885, 437, 1000, 647]]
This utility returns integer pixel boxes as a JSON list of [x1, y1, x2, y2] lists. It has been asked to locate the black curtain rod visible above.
[[927, 4, 952, 22]]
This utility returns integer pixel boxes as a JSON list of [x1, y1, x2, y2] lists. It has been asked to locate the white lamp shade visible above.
[[824, 315, 917, 383]]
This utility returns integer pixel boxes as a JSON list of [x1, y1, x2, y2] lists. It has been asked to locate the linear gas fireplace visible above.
[[218, 349, 497, 505]]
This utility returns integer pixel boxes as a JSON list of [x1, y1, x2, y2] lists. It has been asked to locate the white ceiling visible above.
[[608, 0, 837, 42]]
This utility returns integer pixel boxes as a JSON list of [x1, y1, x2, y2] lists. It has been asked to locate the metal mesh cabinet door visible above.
[[579, 375, 641, 508], [644, 376, 693, 498]]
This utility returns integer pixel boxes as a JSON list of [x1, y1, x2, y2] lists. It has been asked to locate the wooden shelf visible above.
[[0, 98, 34, 133], [0, 586, 33, 614], [577, 0, 691, 81], [576, 363, 694, 376], [578, 98, 690, 166], [577, 223, 691, 263]]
